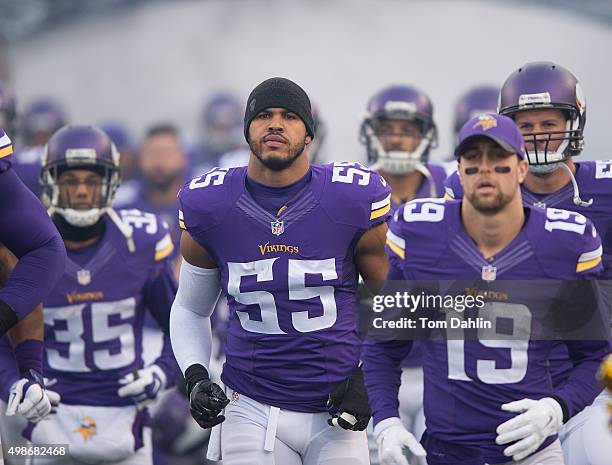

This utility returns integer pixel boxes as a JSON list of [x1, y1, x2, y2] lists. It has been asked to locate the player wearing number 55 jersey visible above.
[[171, 77, 390, 465], [363, 114, 610, 465], [0, 125, 179, 465]]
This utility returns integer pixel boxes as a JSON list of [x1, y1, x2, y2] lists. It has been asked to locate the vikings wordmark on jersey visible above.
[[178, 162, 391, 412]]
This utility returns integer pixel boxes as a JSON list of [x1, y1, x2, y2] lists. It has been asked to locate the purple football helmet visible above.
[[200, 91, 244, 156], [0, 81, 17, 139], [98, 121, 133, 152], [40, 125, 120, 227], [498, 62, 586, 173], [360, 84, 438, 174], [22, 98, 67, 146], [454, 85, 499, 135]]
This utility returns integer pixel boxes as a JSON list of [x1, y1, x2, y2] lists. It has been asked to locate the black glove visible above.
[[326, 366, 371, 431], [185, 364, 229, 430]]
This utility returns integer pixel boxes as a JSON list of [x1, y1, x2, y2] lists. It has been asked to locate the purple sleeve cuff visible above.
[[153, 333, 180, 389], [13, 339, 43, 375], [362, 338, 413, 426]]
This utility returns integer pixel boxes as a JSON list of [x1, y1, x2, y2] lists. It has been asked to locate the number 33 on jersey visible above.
[[177, 162, 391, 411]]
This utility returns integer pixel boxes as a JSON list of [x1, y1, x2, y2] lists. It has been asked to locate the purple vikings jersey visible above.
[[363, 199, 608, 463], [115, 184, 182, 259], [445, 162, 612, 387], [445, 163, 612, 277], [178, 162, 391, 412], [38, 210, 176, 406], [0, 128, 12, 172], [386, 162, 447, 367], [12, 146, 44, 197]]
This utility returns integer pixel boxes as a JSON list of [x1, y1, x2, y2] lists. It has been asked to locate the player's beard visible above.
[[466, 186, 516, 215], [147, 170, 182, 192], [249, 137, 306, 171]]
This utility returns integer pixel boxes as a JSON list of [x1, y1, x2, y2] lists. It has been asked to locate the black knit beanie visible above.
[[244, 77, 315, 142]]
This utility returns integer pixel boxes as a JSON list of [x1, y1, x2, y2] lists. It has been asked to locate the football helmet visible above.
[[360, 84, 438, 175], [200, 91, 243, 157], [40, 125, 120, 227], [0, 81, 17, 139], [499, 62, 586, 174], [22, 98, 66, 146], [454, 85, 499, 135]]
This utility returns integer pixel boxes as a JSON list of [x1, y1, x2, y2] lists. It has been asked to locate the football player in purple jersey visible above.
[[444, 62, 612, 465], [171, 77, 391, 465], [0, 125, 179, 464], [363, 113, 610, 465], [361, 84, 446, 202], [115, 123, 188, 265], [0, 124, 66, 448], [360, 84, 447, 465]]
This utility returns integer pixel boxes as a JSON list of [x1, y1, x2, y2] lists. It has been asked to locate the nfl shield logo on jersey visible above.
[[77, 269, 91, 286], [271, 220, 284, 236], [481, 265, 497, 282]]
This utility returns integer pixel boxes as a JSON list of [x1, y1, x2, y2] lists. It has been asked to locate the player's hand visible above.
[[375, 418, 427, 465], [326, 366, 371, 431], [118, 365, 167, 405], [597, 355, 612, 430], [597, 354, 612, 391], [496, 397, 563, 461], [189, 378, 229, 429], [6, 370, 61, 422], [185, 364, 229, 430]]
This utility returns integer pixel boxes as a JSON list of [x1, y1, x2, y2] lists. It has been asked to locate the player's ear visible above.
[[305, 135, 312, 145], [457, 159, 464, 187], [517, 158, 529, 183]]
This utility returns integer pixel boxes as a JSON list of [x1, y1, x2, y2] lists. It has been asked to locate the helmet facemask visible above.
[[361, 110, 438, 175]]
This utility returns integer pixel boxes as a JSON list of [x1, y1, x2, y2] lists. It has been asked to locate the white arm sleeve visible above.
[[170, 259, 222, 374]]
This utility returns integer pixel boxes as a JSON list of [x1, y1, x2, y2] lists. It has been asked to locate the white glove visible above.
[[495, 397, 563, 461], [6, 375, 60, 422], [118, 364, 167, 405], [375, 417, 427, 465]]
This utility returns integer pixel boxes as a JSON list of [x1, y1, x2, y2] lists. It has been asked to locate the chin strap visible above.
[[106, 208, 136, 252], [558, 162, 593, 207], [414, 162, 438, 198]]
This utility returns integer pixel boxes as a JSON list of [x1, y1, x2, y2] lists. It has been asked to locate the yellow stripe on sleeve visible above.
[[576, 256, 602, 273], [179, 219, 186, 230], [0, 145, 13, 159], [370, 204, 391, 220], [386, 238, 405, 260], [155, 243, 174, 261]]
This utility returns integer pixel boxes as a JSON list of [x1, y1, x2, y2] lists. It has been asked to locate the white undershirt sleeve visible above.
[[170, 259, 222, 374]]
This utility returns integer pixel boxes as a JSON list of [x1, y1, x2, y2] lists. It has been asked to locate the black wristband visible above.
[[0, 299, 18, 336], [185, 364, 210, 396], [550, 395, 570, 423]]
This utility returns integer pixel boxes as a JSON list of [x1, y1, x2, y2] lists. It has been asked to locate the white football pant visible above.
[[207, 388, 370, 465]]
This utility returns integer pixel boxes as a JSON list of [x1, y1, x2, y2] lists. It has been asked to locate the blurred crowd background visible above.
[[1, 1, 611, 464]]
